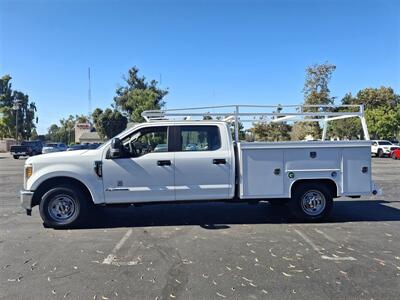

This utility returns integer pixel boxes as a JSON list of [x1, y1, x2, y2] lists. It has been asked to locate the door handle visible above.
[[157, 160, 171, 166], [213, 158, 226, 165]]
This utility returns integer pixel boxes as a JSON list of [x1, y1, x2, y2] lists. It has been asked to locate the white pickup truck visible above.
[[20, 105, 380, 228], [371, 140, 400, 157]]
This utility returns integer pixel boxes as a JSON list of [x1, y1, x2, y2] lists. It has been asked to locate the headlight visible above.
[[25, 165, 33, 180]]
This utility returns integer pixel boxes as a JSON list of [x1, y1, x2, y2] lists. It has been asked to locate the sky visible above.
[[1, 0, 399, 134]]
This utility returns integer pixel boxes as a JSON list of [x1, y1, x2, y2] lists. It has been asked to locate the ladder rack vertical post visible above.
[[234, 105, 239, 142], [322, 116, 328, 141], [359, 105, 370, 140]]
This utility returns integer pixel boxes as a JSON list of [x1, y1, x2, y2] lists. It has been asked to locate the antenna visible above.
[[88, 67, 92, 122]]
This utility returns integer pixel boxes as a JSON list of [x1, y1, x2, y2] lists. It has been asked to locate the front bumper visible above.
[[11, 152, 28, 156], [20, 190, 34, 214]]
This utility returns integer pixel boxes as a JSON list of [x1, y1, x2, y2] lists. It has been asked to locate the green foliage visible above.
[[46, 115, 76, 144], [114, 66, 168, 123], [328, 88, 400, 140], [365, 104, 400, 140], [303, 63, 336, 106], [349, 87, 399, 109], [290, 122, 321, 141], [92, 108, 127, 139], [47, 124, 61, 142], [290, 63, 337, 140], [0, 75, 37, 140], [251, 123, 292, 141], [229, 122, 246, 141]]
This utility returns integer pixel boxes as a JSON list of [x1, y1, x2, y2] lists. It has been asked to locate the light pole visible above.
[[12, 99, 22, 143]]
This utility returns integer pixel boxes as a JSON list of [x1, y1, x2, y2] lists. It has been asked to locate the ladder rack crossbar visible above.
[[141, 104, 369, 142]]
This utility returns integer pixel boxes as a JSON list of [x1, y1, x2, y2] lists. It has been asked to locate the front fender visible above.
[[27, 164, 105, 204]]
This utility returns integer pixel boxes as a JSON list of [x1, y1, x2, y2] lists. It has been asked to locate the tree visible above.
[[76, 115, 89, 123], [365, 104, 400, 140], [327, 93, 363, 140], [251, 122, 292, 141], [303, 63, 336, 107], [290, 122, 321, 141], [291, 63, 336, 140], [46, 116, 76, 144], [346, 87, 400, 109], [92, 108, 127, 139], [31, 128, 38, 140], [114, 67, 168, 123], [46, 124, 61, 142], [329, 87, 400, 140], [0, 75, 38, 140]]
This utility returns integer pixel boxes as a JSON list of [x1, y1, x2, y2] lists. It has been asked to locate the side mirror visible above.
[[110, 138, 123, 158]]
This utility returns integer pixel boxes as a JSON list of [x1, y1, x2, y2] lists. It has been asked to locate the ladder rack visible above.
[[141, 104, 370, 142]]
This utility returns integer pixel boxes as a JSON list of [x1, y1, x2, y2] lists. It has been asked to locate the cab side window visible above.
[[123, 126, 168, 157], [180, 126, 221, 151]]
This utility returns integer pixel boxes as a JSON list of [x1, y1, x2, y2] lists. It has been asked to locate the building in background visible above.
[[74, 122, 103, 143], [74, 122, 91, 143], [78, 131, 102, 144]]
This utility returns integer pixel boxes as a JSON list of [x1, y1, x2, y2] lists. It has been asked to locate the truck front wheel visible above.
[[289, 183, 333, 222], [39, 184, 88, 228]]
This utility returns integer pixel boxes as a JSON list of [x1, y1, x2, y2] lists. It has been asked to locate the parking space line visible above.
[[314, 228, 336, 243], [295, 229, 356, 261], [294, 229, 322, 253], [102, 229, 133, 265]]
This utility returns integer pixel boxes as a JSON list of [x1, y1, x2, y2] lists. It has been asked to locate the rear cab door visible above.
[[173, 123, 234, 201]]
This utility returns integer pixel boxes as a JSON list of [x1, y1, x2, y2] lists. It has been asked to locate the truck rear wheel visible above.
[[39, 184, 89, 228], [289, 183, 333, 222]]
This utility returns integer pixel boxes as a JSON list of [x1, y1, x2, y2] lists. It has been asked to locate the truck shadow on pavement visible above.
[[70, 199, 400, 229]]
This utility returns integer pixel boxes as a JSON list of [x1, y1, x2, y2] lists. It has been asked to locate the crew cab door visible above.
[[102, 125, 175, 203], [173, 125, 233, 200]]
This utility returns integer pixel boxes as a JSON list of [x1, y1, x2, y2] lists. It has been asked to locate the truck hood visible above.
[[26, 149, 91, 164]]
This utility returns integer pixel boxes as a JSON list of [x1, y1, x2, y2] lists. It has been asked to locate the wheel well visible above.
[[291, 179, 338, 198], [32, 176, 93, 207]]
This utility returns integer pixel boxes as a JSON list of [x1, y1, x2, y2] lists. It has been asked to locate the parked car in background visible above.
[[371, 140, 400, 157], [42, 143, 67, 154], [67, 143, 101, 151], [391, 148, 400, 159], [10, 140, 43, 159], [390, 140, 399, 146]]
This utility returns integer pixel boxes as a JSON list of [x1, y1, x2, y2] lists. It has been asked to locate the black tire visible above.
[[269, 199, 289, 206], [39, 184, 89, 228], [378, 149, 384, 158], [289, 183, 333, 222], [13, 155, 19, 159]]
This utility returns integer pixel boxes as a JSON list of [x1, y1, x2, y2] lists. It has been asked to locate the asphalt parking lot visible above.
[[0, 153, 399, 300]]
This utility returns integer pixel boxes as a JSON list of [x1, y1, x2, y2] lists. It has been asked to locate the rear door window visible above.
[[179, 126, 221, 151]]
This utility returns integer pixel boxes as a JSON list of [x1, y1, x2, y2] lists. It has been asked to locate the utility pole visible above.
[[12, 99, 22, 143], [88, 67, 92, 123]]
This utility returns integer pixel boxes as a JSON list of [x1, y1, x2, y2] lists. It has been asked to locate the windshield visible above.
[[21, 141, 38, 146]]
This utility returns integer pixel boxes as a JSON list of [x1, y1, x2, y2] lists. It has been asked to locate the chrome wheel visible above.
[[300, 190, 326, 216], [48, 194, 76, 221]]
